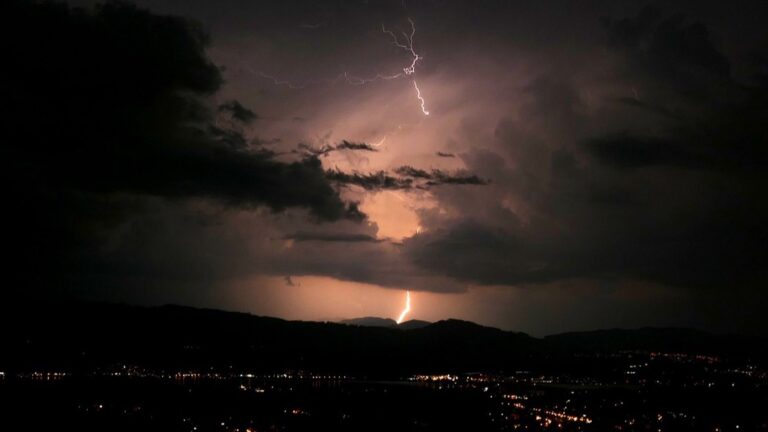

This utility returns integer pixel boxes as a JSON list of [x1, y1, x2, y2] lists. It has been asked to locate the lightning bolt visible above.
[[413, 80, 429, 116], [371, 136, 387, 147], [253, 18, 430, 116], [381, 18, 421, 76], [254, 70, 310, 90], [396, 290, 411, 324]]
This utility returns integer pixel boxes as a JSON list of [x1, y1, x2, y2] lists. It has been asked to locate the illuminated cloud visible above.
[[6, 0, 768, 335]]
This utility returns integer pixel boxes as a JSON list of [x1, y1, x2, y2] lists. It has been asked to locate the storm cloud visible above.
[[2, 0, 365, 299], [2, 1, 356, 220], [6, 0, 768, 334], [403, 6, 768, 295]]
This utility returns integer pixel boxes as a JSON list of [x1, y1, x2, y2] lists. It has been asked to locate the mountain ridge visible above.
[[340, 317, 431, 329], [2, 302, 765, 374]]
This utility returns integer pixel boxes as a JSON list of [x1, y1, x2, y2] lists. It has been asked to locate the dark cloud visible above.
[[326, 169, 413, 190], [285, 232, 383, 243], [436, 152, 456, 158], [394, 166, 488, 186], [586, 134, 707, 169], [3, 0, 362, 298], [298, 140, 379, 157], [326, 166, 488, 191], [3, 0, 353, 220], [612, 96, 683, 120], [603, 6, 731, 97], [405, 221, 548, 285], [402, 7, 768, 300], [251, 137, 282, 146], [393, 166, 432, 179], [426, 170, 488, 186], [335, 141, 380, 152], [218, 100, 257, 123], [597, 6, 768, 174]]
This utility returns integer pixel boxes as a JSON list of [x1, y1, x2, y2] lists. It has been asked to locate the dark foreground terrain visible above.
[[1, 303, 767, 430]]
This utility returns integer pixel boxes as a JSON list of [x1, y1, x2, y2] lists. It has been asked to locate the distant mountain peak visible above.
[[340, 317, 433, 329], [397, 319, 431, 330], [340, 317, 397, 328]]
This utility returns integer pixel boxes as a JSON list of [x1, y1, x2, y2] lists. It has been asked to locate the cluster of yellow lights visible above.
[[411, 374, 458, 382], [29, 371, 69, 380], [533, 408, 593, 424], [503, 394, 529, 400]]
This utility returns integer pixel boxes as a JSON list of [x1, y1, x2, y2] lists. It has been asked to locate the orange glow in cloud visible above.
[[360, 191, 421, 240]]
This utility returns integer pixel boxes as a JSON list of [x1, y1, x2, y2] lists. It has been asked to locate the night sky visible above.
[[5, 0, 768, 336]]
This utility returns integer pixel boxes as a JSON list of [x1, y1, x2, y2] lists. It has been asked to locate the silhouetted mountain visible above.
[[340, 317, 432, 330], [544, 327, 765, 357], [1, 303, 765, 376], [397, 319, 431, 330], [340, 317, 397, 327], [1, 303, 537, 375]]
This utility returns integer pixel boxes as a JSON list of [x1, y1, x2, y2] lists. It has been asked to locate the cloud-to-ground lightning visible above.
[[253, 18, 430, 116], [413, 81, 429, 115], [396, 290, 411, 324]]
